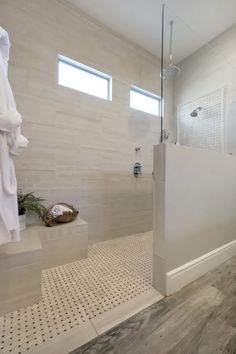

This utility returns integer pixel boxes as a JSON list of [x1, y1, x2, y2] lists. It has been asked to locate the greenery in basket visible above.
[[17, 191, 47, 220]]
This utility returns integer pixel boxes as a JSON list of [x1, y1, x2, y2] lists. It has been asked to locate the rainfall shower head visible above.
[[161, 65, 180, 80], [160, 20, 180, 80], [190, 106, 203, 117]]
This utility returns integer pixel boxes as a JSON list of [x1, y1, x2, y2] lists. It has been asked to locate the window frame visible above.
[[58, 54, 112, 101], [130, 85, 161, 116]]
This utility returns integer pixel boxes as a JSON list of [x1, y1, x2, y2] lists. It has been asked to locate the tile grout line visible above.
[[90, 318, 99, 336]]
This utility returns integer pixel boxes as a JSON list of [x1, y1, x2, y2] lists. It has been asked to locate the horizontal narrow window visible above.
[[58, 55, 112, 101], [130, 86, 160, 116]]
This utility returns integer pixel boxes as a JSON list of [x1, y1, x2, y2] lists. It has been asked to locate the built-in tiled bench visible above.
[[0, 232, 42, 315], [0, 218, 88, 315], [23, 218, 88, 269]]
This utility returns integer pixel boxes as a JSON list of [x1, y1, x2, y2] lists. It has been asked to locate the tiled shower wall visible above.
[[178, 88, 224, 152], [174, 23, 236, 155], [0, 0, 174, 242]]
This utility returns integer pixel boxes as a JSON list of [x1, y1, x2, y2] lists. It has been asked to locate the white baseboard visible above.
[[166, 240, 236, 295]]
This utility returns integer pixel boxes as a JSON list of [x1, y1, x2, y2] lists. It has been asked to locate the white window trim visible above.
[[130, 85, 161, 116], [58, 54, 112, 101]]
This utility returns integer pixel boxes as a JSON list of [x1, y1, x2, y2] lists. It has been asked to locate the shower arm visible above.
[[169, 20, 174, 64]]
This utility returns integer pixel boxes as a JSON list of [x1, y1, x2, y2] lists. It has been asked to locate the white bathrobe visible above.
[[0, 27, 28, 245]]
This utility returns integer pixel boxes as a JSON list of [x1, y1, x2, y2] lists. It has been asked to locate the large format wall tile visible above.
[[0, 0, 174, 243], [0, 233, 42, 315]]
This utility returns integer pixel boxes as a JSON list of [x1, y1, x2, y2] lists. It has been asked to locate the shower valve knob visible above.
[[133, 162, 142, 177]]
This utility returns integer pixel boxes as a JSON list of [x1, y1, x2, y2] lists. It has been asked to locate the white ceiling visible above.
[[68, 0, 236, 63]]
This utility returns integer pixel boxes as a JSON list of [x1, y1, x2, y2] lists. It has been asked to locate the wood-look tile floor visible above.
[[0, 232, 155, 354], [71, 255, 236, 354]]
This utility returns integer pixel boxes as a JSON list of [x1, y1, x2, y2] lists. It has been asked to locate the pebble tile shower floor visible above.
[[0, 232, 153, 354]]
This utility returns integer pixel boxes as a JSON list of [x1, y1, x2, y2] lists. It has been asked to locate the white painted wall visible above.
[[153, 144, 236, 294]]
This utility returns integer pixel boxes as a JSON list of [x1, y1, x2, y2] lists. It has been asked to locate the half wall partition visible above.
[[154, 5, 236, 295]]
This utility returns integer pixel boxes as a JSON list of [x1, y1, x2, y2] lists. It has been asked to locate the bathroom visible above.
[[0, 0, 236, 353]]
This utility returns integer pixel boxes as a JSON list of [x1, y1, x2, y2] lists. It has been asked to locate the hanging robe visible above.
[[0, 26, 28, 245]]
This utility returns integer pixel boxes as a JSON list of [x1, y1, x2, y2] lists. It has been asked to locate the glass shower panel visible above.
[[161, 5, 236, 154]]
